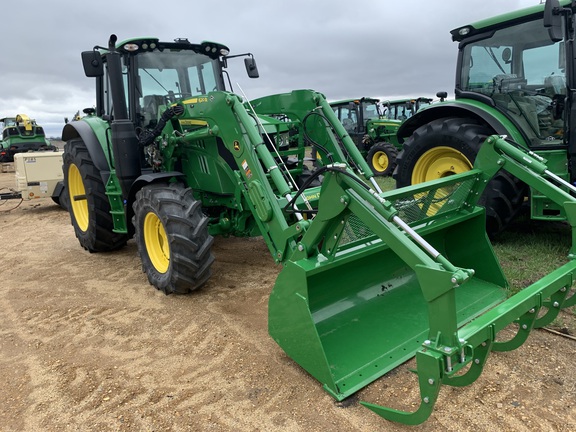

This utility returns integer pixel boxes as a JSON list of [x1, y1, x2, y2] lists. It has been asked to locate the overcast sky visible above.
[[0, 0, 541, 137]]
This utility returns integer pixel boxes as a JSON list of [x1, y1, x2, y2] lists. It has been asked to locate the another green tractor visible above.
[[0, 114, 56, 162], [395, 0, 576, 236], [382, 97, 434, 122], [63, 34, 576, 425], [329, 97, 401, 176]]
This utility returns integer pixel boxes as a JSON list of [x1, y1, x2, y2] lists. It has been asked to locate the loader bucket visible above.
[[269, 170, 508, 401]]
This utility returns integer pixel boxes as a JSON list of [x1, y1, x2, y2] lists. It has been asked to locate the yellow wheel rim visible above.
[[144, 212, 170, 273], [68, 164, 89, 232], [372, 150, 389, 173], [411, 146, 473, 184]]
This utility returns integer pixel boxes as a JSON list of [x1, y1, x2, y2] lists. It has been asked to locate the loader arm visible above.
[[250, 90, 377, 182], [150, 89, 382, 263], [474, 135, 576, 258]]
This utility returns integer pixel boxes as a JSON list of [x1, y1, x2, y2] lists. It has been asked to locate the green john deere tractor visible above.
[[395, 0, 576, 237], [0, 114, 56, 162], [63, 34, 576, 425], [328, 97, 401, 176], [382, 97, 434, 122]]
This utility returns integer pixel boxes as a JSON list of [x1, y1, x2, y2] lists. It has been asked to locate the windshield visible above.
[[136, 50, 223, 127], [385, 102, 413, 121], [138, 50, 222, 99], [363, 101, 381, 120], [459, 18, 566, 144]]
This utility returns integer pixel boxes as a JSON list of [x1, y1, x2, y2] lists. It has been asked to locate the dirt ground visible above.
[[1, 168, 575, 432]]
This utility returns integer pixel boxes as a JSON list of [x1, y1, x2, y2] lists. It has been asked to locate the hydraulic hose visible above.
[[139, 105, 185, 146]]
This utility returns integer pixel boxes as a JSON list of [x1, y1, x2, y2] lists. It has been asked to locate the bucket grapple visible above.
[[270, 135, 576, 425]]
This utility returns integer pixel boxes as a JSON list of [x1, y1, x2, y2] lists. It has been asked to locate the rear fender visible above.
[[397, 102, 526, 145]]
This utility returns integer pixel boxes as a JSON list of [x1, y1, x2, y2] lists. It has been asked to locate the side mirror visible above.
[[544, 0, 563, 42], [436, 91, 448, 102], [81, 51, 104, 77], [244, 57, 259, 78]]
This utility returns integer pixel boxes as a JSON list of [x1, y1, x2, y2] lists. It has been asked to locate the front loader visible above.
[[63, 35, 576, 425]]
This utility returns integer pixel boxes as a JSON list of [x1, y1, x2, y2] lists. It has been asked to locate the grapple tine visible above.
[[360, 350, 443, 426], [492, 308, 539, 352], [444, 339, 492, 387], [534, 285, 571, 328]]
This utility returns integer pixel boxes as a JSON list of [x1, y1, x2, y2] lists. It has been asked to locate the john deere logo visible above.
[[233, 141, 240, 151]]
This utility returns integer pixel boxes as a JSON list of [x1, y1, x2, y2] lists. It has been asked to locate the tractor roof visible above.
[[382, 97, 432, 105], [451, 0, 572, 42], [330, 97, 380, 106], [0, 116, 37, 125], [100, 37, 230, 60]]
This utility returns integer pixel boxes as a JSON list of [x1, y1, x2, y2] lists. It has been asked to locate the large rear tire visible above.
[[63, 138, 128, 252], [132, 183, 215, 294], [367, 142, 398, 176], [394, 117, 528, 236]]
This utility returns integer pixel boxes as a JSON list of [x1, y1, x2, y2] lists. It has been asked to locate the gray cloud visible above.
[[0, 0, 540, 136]]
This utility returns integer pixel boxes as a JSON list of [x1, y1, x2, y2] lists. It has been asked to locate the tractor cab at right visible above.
[[395, 0, 574, 236]]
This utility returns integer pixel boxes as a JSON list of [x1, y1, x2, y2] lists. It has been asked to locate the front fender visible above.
[[125, 171, 185, 236], [396, 101, 527, 146]]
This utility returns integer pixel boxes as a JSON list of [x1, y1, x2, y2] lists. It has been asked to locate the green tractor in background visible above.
[[382, 97, 434, 122], [0, 114, 56, 162], [395, 0, 575, 236], [329, 97, 401, 176]]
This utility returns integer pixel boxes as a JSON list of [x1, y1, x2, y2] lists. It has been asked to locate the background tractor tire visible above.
[[394, 117, 528, 236], [132, 183, 214, 294], [367, 142, 398, 176], [63, 138, 128, 252]]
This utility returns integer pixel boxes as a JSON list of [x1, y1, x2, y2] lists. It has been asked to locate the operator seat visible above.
[[142, 95, 165, 128]]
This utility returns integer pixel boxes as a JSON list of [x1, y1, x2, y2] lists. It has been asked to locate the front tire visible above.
[[133, 183, 215, 294], [367, 142, 398, 176], [63, 138, 127, 251], [394, 117, 528, 236]]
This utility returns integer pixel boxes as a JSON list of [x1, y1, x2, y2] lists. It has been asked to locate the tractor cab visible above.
[[80, 37, 258, 131], [451, 9, 567, 148], [382, 97, 433, 121], [330, 97, 382, 138]]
